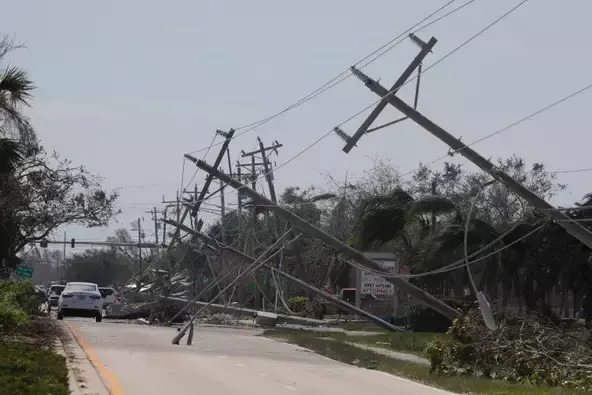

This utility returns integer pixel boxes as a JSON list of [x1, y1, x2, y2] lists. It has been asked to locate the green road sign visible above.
[[247, 281, 256, 290], [15, 265, 33, 279]]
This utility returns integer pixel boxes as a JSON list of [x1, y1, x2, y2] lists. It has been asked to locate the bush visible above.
[[0, 281, 44, 315], [0, 281, 45, 339], [425, 307, 592, 392], [0, 297, 29, 338], [288, 296, 308, 312], [0, 342, 69, 395]]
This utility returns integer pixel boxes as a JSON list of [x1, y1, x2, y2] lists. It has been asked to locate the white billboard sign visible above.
[[359, 259, 397, 295]]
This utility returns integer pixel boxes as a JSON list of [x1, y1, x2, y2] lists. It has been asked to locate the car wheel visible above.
[[57, 312, 64, 320], [96, 313, 102, 323]]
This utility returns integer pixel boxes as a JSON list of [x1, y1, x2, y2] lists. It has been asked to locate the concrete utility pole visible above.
[[164, 219, 401, 332], [340, 35, 437, 153], [188, 157, 460, 320], [349, 66, 592, 251]]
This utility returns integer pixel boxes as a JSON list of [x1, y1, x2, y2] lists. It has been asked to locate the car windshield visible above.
[[67, 284, 97, 292], [99, 288, 114, 297], [50, 286, 65, 295]]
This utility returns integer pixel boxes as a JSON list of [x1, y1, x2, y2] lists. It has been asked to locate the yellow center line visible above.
[[65, 321, 126, 395]]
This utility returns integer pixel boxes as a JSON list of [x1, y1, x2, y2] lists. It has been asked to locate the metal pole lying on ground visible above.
[[166, 219, 401, 332], [171, 229, 295, 345], [173, 161, 460, 321]]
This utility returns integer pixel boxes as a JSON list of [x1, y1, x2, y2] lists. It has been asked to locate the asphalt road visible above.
[[65, 318, 453, 395]]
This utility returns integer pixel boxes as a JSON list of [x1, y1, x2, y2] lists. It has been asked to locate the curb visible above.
[[56, 321, 110, 395], [53, 338, 84, 395]]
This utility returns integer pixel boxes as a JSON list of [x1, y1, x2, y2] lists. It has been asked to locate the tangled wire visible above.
[[425, 306, 592, 391]]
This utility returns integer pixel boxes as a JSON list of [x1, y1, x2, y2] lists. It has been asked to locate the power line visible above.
[[182, 0, 529, 214], [398, 80, 592, 179], [184, 0, 477, 156]]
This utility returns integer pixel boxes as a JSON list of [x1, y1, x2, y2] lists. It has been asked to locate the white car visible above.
[[57, 282, 103, 322]]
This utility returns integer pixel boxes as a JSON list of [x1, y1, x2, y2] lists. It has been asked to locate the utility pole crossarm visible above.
[[192, 159, 461, 321], [167, 129, 236, 253], [341, 35, 437, 153], [350, 66, 592, 250], [185, 129, 236, 217], [241, 142, 282, 158]]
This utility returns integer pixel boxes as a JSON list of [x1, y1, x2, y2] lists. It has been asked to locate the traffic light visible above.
[[70, 238, 75, 248], [40, 240, 48, 248]]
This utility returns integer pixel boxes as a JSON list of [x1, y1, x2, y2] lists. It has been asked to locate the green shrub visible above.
[[0, 342, 69, 395], [288, 296, 308, 312], [0, 297, 29, 338], [0, 281, 44, 315]]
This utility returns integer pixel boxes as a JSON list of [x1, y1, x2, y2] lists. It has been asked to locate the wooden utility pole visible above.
[[235, 139, 281, 309], [340, 35, 437, 153], [168, 129, 236, 252], [164, 219, 400, 332], [145, 207, 160, 248], [137, 218, 143, 291], [431, 177, 438, 235], [349, 65, 592, 251], [189, 157, 461, 320], [255, 137, 279, 203]]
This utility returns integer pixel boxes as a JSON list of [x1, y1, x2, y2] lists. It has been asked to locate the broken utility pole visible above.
[[339, 34, 437, 153], [164, 219, 401, 332], [187, 157, 460, 321], [349, 66, 592, 251]]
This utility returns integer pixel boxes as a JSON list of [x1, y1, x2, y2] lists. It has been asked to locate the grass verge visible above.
[[313, 330, 442, 357], [265, 329, 589, 395], [0, 316, 69, 395], [0, 342, 69, 395]]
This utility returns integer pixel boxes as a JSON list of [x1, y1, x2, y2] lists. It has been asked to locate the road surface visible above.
[[64, 318, 453, 395]]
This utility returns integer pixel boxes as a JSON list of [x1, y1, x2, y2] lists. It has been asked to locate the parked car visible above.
[[98, 287, 116, 306], [57, 282, 103, 322], [47, 284, 66, 307]]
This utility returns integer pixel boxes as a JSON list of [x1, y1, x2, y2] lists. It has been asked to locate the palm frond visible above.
[[0, 137, 24, 172], [0, 66, 34, 106], [354, 189, 414, 249]]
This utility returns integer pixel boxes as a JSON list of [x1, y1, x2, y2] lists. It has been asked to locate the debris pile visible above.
[[204, 313, 235, 326], [425, 307, 592, 391]]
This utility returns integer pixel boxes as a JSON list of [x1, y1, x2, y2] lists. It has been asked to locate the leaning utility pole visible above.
[[338, 34, 436, 153], [188, 157, 460, 320], [349, 66, 592, 251], [168, 129, 235, 251], [164, 219, 400, 332], [253, 137, 281, 203], [238, 139, 282, 309]]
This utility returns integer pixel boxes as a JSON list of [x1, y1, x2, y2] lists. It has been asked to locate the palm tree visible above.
[[0, 36, 35, 274], [0, 36, 35, 141], [352, 189, 463, 292]]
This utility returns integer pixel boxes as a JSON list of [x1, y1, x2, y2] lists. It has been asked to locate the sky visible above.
[[1, 0, 591, 257]]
